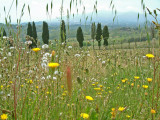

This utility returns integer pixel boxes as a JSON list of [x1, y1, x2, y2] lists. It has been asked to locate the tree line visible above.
[[26, 20, 110, 49]]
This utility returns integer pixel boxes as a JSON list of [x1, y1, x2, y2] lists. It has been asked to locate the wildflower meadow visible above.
[[0, 0, 160, 120]]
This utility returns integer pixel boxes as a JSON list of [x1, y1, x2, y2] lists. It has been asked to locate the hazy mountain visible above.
[[58, 11, 159, 26]]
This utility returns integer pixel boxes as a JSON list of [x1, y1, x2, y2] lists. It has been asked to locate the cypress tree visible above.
[[42, 21, 49, 44], [27, 22, 33, 48], [32, 21, 37, 47], [3, 29, 7, 36], [103, 25, 109, 47], [76, 27, 84, 48], [60, 20, 66, 45], [27, 22, 32, 37], [96, 23, 102, 50], [91, 22, 96, 49]]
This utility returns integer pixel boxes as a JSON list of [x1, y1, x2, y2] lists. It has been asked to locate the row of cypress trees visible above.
[[77, 23, 109, 49], [26, 20, 109, 49]]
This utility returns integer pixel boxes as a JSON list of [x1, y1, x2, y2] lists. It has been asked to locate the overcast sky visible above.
[[0, 0, 159, 23]]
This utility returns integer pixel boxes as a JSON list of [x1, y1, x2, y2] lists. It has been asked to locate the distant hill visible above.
[[0, 11, 159, 46], [65, 11, 159, 26]]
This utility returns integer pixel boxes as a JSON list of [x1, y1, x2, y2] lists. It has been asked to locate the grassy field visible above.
[[0, 41, 159, 119]]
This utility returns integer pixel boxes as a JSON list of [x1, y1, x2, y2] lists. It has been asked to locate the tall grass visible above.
[[0, 0, 160, 120]]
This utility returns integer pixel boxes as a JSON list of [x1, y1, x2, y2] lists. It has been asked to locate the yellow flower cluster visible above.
[[80, 113, 89, 119], [111, 108, 116, 119], [142, 85, 148, 89], [134, 76, 140, 80], [94, 88, 101, 91], [1, 114, 8, 120]]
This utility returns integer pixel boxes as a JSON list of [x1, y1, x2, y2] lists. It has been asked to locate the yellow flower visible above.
[[62, 92, 66, 96], [151, 109, 156, 114], [99, 85, 103, 88], [86, 96, 94, 101], [112, 108, 115, 111], [21, 85, 24, 87], [67, 104, 70, 106], [29, 80, 33, 84], [94, 88, 101, 91], [126, 115, 131, 118], [92, 84, 96, 86], [134, 76, 140, 79], [9, 81, 12, 84], [61, 85, 64, 89], [1, 85, 3, 89], [122, 79, 126, 83], [146, 54, 154, 58], [118, 107, 125, 111], [147, 78, 152, 82], [142, 85, 148, 89], [46, 91, 51, 94], [109, 91, 112, 94], [111, 108, 116, 119], [52, 50, 55, 56], [32, 48, 41, 52], [80, 113, 89, 119], [48, 63, 60, 68], [95, 82, 98, 85], [1, 114, 8, 120]]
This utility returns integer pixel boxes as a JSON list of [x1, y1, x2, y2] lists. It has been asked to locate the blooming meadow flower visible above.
[[146, 54, 154, 58], [151, 109, 156, 114], [118, 107, 125, 111], [48, 63, 60, 68], [32, 48, 41, 52], [1, 114, 8, 120], [80, 113, 89, 119], [85, 96, 94, 101], [147, 78, 152, 82]]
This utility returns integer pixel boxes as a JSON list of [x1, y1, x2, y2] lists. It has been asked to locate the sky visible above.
[[0, 0, 159, 23]]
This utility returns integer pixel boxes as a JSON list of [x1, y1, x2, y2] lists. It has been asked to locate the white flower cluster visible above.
[[42, 44, 49, 49], [68, 46, 72, 49], [75, 54, 81, 57], [25, 41, 32, 45], [41, 52, 51, 70]]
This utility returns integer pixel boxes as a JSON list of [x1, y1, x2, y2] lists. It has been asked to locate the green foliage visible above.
[[96, 23, 102, 49], [42, 21, 49, 44], [32, 21, 37, 47], [76, 27, 84, 47], [103, 25, 109, 46], [60, 20, 66, 44]]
